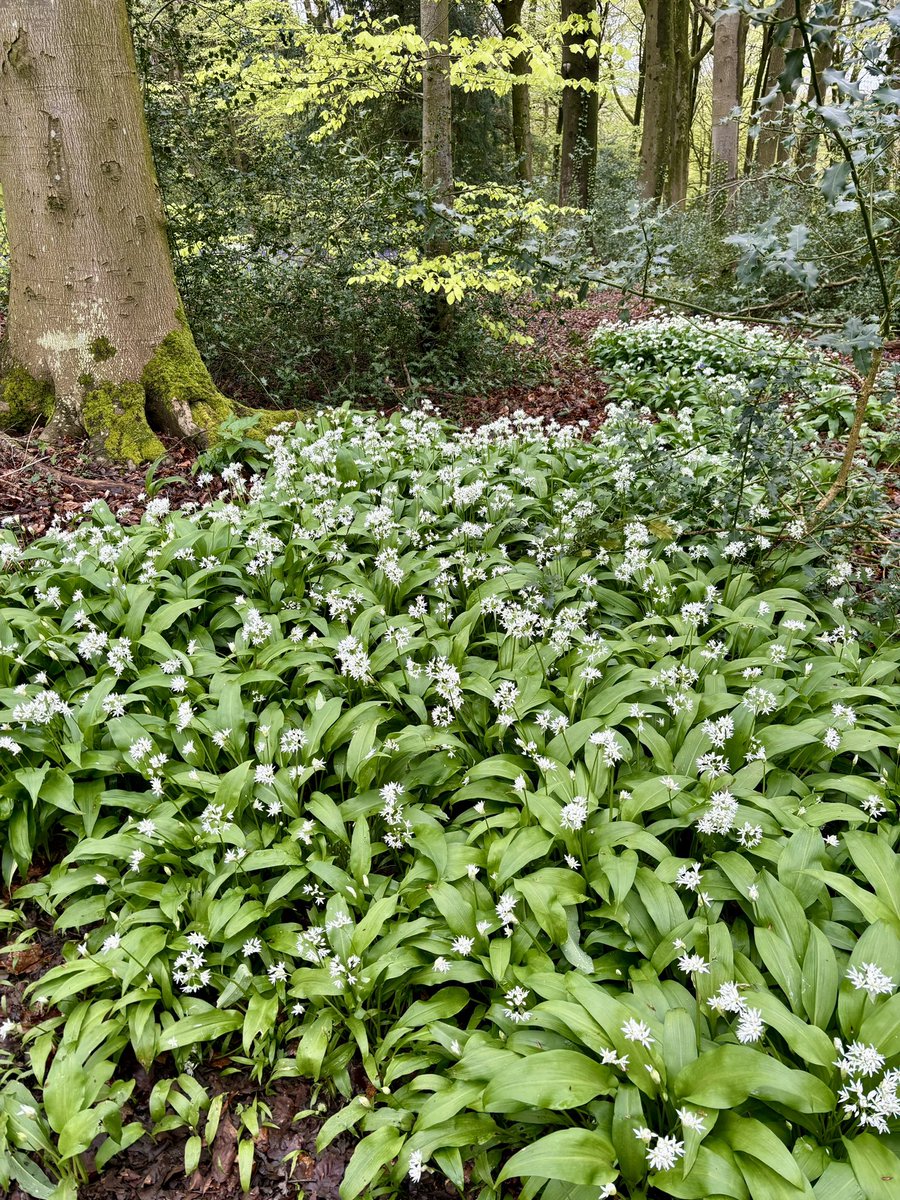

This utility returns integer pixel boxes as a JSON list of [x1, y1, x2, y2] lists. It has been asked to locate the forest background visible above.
[[3, 5, 900, 1200], [1, 0, 889, 426]]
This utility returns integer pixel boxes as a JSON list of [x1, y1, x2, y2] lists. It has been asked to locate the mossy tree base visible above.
[[79, 323, 234, 462], [142, 323, 232, 445], [0, 364, 56, 433], [0, 322, 238, 464], [81, 381, 167, 463], [0, 327, 310, 464]]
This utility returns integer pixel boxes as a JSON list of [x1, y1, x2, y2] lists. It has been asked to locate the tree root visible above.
[[2, 316, 311, 464]]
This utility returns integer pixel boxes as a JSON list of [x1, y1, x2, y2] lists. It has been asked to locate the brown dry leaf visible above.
[[211, 1114, 238, 1183]]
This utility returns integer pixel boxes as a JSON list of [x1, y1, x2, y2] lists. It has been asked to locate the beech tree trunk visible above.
[[421, 0, 453, 210], [497, 0, 533, 182], [664, 0, 693, 207], [638, 0, 675, 202], [558, 0, 600, 207], [755, 0, 802, 170], [744, 23, 771, 173], [0, 0, 229, 461], [795, 0, 842, 179], [710, 7, 745, 201]]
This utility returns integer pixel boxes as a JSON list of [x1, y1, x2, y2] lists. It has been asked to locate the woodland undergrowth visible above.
[[0, 324, 899, 1200]]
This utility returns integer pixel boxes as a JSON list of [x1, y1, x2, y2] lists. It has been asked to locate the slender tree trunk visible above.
[[421, 0, 453, 209], [744, 23, 771, 172], [558, 0, 601, 207], [755, 0, 795, 169], [710, 7, 744, 202], [664, 0, 693, 207], [634, 42, 645, 128], [0, 0, 228, 460], [497, 0, 533, 182], [638, 0, 675, 202], [795, 0, 842, 179], [420, 0, 453, 336]]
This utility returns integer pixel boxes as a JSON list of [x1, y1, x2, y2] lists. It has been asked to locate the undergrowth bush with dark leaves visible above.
[[0, 391, 899, 1200], [170, 147, 542, 409]]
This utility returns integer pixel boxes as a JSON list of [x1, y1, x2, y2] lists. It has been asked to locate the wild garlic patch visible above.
[[0, 400, 898, 1199]]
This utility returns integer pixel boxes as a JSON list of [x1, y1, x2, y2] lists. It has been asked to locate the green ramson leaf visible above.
[[482, 1049, 614, 1112], [843, 1134, 900, 1200], [812, 1161, 865, 1200], [497, 1128, 616, 1186], [673, 1045, 834, 1113], [161, 1008, 242, 1050], [339, 1127, 404, 1200]]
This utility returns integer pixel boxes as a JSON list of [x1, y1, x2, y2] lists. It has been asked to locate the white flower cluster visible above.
[[707, 982, 765, 1044]]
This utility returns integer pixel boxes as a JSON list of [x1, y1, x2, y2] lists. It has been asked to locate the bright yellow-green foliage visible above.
[[138, 0, 625, 323], [350, 184, 580, 318], [233, 14, 627, 140], [352, 249, 532, 306]]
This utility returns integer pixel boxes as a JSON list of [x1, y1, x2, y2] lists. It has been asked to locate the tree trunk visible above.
[[420, 0, 453, 336], [795, 0, 842, 179], [664, 0, 693, 207], [638, 0, 675, 202], [421, 0, 453, 210], [558, 0, 601, 207], [0, 0, 229, 461], [755, 0, 796, 169], [710, 7, 745, 202], [744, 23, 771, 172], [496, 0, 533, 182]]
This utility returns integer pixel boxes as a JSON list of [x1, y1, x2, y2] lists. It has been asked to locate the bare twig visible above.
[[813, 349, 884, 513]]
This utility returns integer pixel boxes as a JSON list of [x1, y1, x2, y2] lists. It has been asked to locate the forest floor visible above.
[[0, 291, 635, 540], [2, 289, 896, 1200], [3, 919, 445, 1200], [0, 289, 636, 1200]]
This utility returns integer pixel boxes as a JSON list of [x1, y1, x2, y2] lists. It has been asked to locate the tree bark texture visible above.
[[558, 0, 600, 208], [421, 0, 453, 209], [0, 0, 227, 460], [755, 0, 800, 169], [710, 7, 745, 199], [664, 0, 693, 207], [420, 0, 453, 339], [795, 0, 841, 178], [496, 0, 533, 182], [744, 22, 771, 172], [638, 0, 675, 202]]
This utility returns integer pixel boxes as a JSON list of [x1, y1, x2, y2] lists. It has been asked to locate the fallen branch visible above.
[[0, 430, 133, 496]]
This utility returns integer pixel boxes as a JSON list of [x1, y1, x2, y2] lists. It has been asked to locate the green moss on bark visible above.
[[142, 321, 231, 442], [1, 316, 236, 461], [0, 365, 55, 432], [81, 320, 232, 462], [82, 381, 165, 463], [89, 336, 117, 364]]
